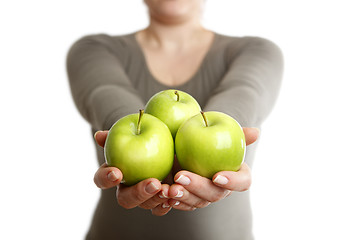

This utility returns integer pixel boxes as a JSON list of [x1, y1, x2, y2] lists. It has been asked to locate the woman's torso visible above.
[[86, 32, 258, 240]]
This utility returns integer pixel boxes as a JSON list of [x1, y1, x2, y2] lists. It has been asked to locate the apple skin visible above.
[[104, 112, 174, 186], [144, 89, 201, 138], [175, 111, 246, 179]]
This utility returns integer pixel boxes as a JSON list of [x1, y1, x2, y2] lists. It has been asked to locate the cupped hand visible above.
[[93, 131, 172, 216], [166, 127, 259, 211], [92, 127, 259, 214]]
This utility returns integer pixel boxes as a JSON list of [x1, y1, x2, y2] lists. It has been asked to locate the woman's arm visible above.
[[204, 37, 284, 127], [67, 35, 172, 216], [168, 37, 283, 210], [66, 34, 144, 130]]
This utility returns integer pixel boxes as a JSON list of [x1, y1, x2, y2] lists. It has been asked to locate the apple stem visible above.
[[137, 109, 144, 135], [174, 90, 180, 102], [200, 111, 209, 127]]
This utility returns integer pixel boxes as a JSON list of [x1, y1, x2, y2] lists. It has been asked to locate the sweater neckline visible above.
[[129, 32, 219, 89]]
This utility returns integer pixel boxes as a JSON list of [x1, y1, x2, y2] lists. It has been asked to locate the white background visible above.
[[1, 0, 359, 239]]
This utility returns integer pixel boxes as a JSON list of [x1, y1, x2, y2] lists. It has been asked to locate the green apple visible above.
[[175, 111, 246, 179], [144, 89, 201, 138], [104, 110, 174, 186]]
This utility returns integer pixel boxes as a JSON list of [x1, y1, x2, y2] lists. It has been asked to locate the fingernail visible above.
[[162, 202, 171, 208], [213, 175, 229, 185], [204, 202, 211, 207], [159, 191, 168, 199], [174, 201, 180, 206], [145, 182, 160, 194], [94, 131, 101, 138], [175, 190, 184, 198], [107, 171, 119, 182], [224, 190, 232, 198], [175, 175, 190, 186]]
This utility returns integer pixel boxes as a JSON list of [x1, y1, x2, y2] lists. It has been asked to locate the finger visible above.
[[242, 127, 260, 146], [94, 130, 109, 148], [167, 184, 210, 209], [139, 184, 170, 210], [212, 163, 252, 192], [94, 163, 123, 189], [174, 171, 230, 203], [168, 199, 197, 211], [151, 200, 173, 216], [116, 178, 162, 209]]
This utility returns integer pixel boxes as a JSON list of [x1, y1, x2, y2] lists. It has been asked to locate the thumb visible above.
[[242, 127, 260, 146], [94, 130, 109, 148]]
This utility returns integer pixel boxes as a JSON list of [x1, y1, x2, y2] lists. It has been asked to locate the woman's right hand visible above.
[[93, 131, 172, 216]]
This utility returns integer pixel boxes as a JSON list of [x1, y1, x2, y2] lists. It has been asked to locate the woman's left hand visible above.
[[165, 127, 259, 211]]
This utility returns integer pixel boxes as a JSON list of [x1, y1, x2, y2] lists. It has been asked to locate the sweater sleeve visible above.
[[203, 37, 284, 127], [66, 35, 144, 130]]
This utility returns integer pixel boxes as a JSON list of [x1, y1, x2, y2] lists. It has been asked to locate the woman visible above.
[[67, 0, 283, 239]]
